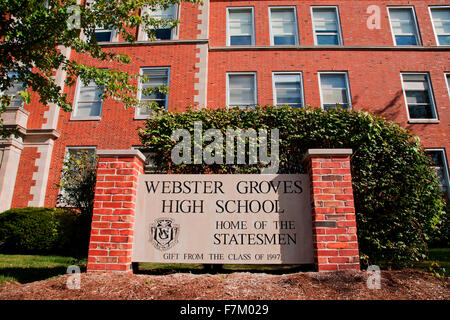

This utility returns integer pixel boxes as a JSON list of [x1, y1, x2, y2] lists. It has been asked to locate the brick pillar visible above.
[[304, 149, 360, 271], [87, 150, 145, 273]]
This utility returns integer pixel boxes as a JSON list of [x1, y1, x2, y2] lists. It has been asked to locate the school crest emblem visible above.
[[150, 218, 179, 251]]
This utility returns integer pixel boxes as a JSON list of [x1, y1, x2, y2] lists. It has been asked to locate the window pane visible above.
[[426, 150, 450, 193], [74, 80, 103, 118], [274, 74, 302, 107], [271, 8, 297, 45], [154, 29, 172, 40], [78, 84, 102, 102], [94, 30, 113, 42], [395, 35, 418, 45], [389, 8, 419, 45], [406, 91, 430, 104], [138, 68, 169, 115], [149, 5, 175, 19], [317, 35, 339, 45], [228, 9, 253, 45], [67, 148, 96, 166], [75, 102, 102, 117], [313, 9, 338, 31], [4, 72, 25, 107], [320, 74, 350, 107], [230, 35, 252, 45], [228, 74, 255, 106], [312, 8, 340, 45], [274, 36, 296, 45], [402, 74, 436, 119], [148, 5, 176, 40], [437, 35, 450, 45], [431, 8, 450, 39], [408, 105, 433, 119]]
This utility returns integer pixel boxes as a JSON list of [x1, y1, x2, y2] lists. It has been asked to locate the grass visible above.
[[137, 262, 313, 275], [0, 254, 86, 284], [0, 248, 448, 284]]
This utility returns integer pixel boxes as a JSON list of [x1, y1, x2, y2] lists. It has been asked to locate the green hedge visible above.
[[0, 207, 91, 257], [139, 106, 447, 266]]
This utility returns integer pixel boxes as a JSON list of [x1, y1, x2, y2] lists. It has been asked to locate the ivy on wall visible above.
[[139, 106, 446, 266]]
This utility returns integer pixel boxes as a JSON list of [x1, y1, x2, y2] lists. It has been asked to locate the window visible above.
[[426, 149, 450, 197], [227, 8, 254, 46], [227, 73, 257, 108], [273, 73, 304, 108], [401, 73, 437, 120], [430, 7, 450, 46], [66, 147, 96, 160], [86, 1, 114, 42], [137, 67, 170, 118], [94, 28, 114, 42], [2, 72, 26, 108], [311, 7, 342, 45], [145, 5, 176, 40], [72, 78, 104, 119], [388, 7, 421, 46], [59, 147, 97, 201], [319, 73, 351, 109], [269, 7, 299, 45]]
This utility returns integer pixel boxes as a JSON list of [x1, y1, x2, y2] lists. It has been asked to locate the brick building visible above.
[[0, 0, 449, 212]]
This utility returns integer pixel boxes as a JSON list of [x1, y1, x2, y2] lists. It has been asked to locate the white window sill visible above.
[[70, 116, 102, 121], [134, 115, 150, 120], [408, 119, 440, 124]]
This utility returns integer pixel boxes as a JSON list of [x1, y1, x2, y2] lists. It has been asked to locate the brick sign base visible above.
[[87, 149, 360, 273]]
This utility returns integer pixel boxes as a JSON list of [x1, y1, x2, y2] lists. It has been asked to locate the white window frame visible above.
[[272, 72, 305, 108], [429, 6, 450, 46], [445, 72, 450, 98], [400, 72, 438, 122], [269, 6, 299, 46], [318, 72, 352, 110], [71, 77, 103, 121], [387, 6, 422, 46], [226, 72, 258, 108], [226, 7, 255, 46], [425, 148, 450, 198], [135, 67, 170, 119], [139, 4, 179, 41], [311, 6, 343, 46]]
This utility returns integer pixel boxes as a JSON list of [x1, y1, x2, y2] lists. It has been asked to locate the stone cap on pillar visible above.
[[303, 148, 353, 163], [97, 149, 146, 163]]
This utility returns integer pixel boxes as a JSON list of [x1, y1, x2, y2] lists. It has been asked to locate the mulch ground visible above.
[[0, 270, 448, 300]]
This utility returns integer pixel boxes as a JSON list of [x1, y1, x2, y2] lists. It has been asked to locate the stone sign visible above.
[[132, 174, 314, 264]]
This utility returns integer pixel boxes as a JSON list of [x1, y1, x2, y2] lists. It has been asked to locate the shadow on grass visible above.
[[0, 265, 87, 284], [135, 263, 315, 275]]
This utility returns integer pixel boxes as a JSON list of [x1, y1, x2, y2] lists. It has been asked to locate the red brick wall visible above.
[[87, 152, 144, 273], [305, 150, 360, 271], [209, 0, 444, 47], [44, 43, 201, 206], [7, 0, 448, 210], [11, 147, 39, 207], [207, 2, 449, 162], [207, 50, 449, 150]]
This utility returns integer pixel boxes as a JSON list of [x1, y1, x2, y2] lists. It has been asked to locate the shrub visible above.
[[0, 207, 91, 256], [139, 106, 446, 266]]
